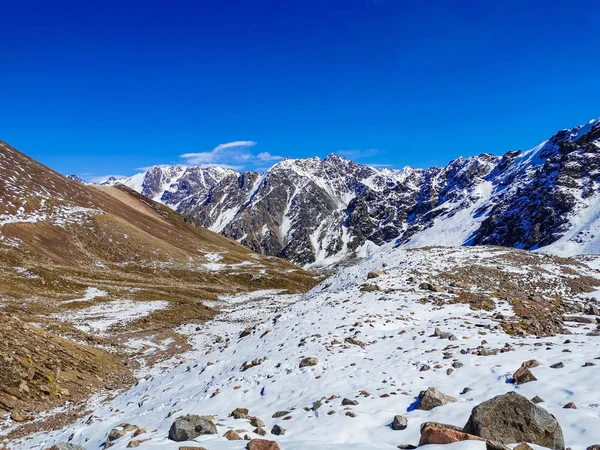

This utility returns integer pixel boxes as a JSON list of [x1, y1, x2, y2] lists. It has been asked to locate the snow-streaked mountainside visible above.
[[102, 118, 600, 265], [15, 245, 600, 450]]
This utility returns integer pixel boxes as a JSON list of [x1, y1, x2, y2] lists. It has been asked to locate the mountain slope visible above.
[[103, 118, 600, 265], [18, 245, 600, 450], [0, 140, 320, 428]]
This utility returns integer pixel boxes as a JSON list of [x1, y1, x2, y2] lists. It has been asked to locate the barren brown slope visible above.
[[0, 140, 322, 431]]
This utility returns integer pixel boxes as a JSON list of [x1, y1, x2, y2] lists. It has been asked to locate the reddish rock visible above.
[[246, 439, 281, 450], [419, 425, 485, 446], [224, 429, 243, 440]]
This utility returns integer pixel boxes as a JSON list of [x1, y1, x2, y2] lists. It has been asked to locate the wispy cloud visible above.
[[85, 174, 127, 183], [338, 148, 381, 160], [180, 141, 282, 168]]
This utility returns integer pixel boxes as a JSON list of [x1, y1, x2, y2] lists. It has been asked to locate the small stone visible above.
[[224, 430, 243, 440], [272, 411, 289, 418], [254, 427, 267, 436], [514, 443, 534, 450], [563, 402, 577, 409], [271, 424, 286, 435], [231, 408, 250, 419], [531, 396, 544, 404], [550, 362, 564, 369], [342, 398, 358, 406], [367, 270, 386, 279], [46, 444, 86, 450], [299, 357, 318, 368], [250, 417, 265, 427], [127, 439, 150, 448], [486, 441, 511, 450], [391, 415, 408, 431]]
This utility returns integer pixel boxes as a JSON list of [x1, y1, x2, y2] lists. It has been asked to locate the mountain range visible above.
[[99, 118, 600, 266]]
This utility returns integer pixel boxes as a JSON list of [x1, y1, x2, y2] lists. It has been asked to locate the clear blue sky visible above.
[[1, 0, 599, 180]]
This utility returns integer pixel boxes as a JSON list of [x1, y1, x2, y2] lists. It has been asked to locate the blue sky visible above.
[[1, 0, 599, 181]]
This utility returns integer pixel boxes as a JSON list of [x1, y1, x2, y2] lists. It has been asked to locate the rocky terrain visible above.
[[11, 245, 600, 450], [103, 118, 600, 266], [0, 141, 321, 440]]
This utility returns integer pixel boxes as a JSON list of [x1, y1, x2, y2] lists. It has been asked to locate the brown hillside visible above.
[[0, 139, 322, 431]]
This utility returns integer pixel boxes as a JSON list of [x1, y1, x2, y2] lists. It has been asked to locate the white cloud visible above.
[[338, 148, 381, 160], [257, 152, 284, 162], [180, 141, 283, 169], [85, 174, 126, 183]]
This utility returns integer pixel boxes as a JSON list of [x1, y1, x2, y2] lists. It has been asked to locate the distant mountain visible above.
[[66, 174, 86, 183], [103, 118, 600, 265]]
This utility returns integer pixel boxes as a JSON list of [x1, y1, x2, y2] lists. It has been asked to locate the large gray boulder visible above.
[[168, 414, 217, 441], [463, 392, 564, 450]]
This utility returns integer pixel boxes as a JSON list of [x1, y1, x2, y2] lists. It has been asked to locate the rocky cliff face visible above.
[[105, 119, 600, 265]]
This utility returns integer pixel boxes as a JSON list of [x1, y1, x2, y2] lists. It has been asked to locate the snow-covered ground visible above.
[[9, 247, 600, 450], [51, 299, 169, 335]]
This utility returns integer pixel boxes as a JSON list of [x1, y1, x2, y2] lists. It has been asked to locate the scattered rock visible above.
[[342, 398, 358, 406], [367, 270, 386, 279], [521, 360, 542, 368], [169, 415, 218, 441], [512, 366, 537, 385], [246, 439, 281, 450], [299, 357, 318, 368], [127, 439, 151, 448], [239, 328, 253, 338], [419, 282, 442, 292], [272, 411, 289, 418], [47, 444, 85, 450], [563, 402, 577, 409], [416, 387, 456, 411], [419, 422, 464, 434], [463, 392, 565, 450], [250, 417, 265, 427], [224, 430, 243, 440], [550, 362, 564, 369], [514, 443, 534, 450], [486, 441, 511, 450], [345, 337, 367, 348], [419, 425, 485, 446], [241, 357, 267, 372], [360, 284, 380, 292], [254, 427, 267, 436], [531, 396, 544, 404], [231, 408, 250, 419], [271, 424, 286, 435], [391, 415, 408, 430]]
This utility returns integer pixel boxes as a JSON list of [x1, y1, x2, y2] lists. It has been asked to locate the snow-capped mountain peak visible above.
[[91, 118, 600, 266]]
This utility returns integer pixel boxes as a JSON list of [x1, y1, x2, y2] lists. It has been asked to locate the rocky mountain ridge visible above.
[[101, 118, 600, 265]]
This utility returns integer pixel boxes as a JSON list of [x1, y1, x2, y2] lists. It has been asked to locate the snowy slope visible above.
[[14, 246, 600, 450]]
